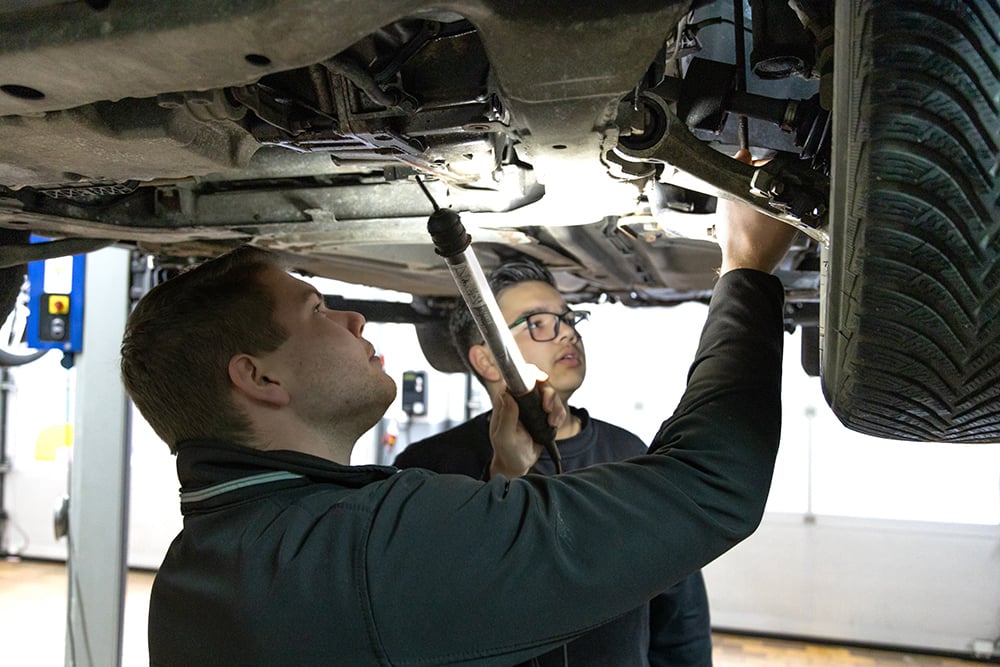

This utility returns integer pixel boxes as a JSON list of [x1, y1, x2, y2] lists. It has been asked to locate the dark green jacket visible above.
[[148, 269, 784, 666]]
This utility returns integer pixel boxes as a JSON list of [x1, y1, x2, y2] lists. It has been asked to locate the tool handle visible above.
[[427, 208, 469, 257], [426, 207, 560, 471], [513, 383, 561, 472]]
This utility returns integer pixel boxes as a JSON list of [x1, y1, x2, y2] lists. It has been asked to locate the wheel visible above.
[[0, 264, 24, 328], [822, 0, 1000, 441], [0, 270, 48, 367], [415, 319, 467, 374], [0, 229, 48, 367], [0, 228, 30, 324]]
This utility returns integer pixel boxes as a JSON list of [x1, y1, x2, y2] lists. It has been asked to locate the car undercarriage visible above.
[[1, 0, 997, 442]]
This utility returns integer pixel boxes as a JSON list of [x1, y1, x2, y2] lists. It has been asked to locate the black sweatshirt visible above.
[[394, 408, 713, 666]]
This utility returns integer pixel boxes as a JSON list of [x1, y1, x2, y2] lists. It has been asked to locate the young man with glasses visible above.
[[394, 258, 713, 665]]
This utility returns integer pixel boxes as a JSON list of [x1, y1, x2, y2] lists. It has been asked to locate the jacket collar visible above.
[[173, 439, 398, 513]]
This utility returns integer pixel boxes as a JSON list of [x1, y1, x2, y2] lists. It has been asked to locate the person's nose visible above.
[[555, 321, 578, 344], [333, 310, 366, 336]]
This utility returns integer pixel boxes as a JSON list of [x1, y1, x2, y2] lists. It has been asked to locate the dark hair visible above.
[[448, 257, 556, 378], [120, 246, 288, 452]]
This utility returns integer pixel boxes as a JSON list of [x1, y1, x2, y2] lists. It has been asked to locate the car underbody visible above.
[[1, 0, 997, 442]]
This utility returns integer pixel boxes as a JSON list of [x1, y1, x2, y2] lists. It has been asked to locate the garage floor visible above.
[[0, 558, 990, 666]]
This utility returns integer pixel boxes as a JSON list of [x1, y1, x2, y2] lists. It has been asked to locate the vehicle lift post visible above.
[[62, 245, 132, 667]]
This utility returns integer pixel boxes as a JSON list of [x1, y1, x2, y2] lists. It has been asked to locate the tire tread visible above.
[[824, 0, 1000, 442]]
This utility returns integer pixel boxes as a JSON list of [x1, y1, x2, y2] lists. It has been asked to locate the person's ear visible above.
[[468, 344, 502, 382], [228, 354, 291, 407]]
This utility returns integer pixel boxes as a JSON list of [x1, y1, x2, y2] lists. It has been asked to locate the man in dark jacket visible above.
[[120, 189, 795, 666], [394, 257, 713, 665]]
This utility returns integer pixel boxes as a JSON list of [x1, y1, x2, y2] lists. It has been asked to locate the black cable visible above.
[[414, 174, 440, 212]]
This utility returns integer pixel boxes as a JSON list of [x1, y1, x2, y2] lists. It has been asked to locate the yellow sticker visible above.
[[35, 424, 74, 461]]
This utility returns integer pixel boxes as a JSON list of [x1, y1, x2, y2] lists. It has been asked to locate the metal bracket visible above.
[[611, 90, 830, 246], [750, 161, 828, 221]]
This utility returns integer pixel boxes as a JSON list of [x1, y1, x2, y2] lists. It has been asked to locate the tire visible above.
[[822, 0, 1000, 441], [0, 230, 47, 366], [0, 264, 24, 326], [0, 270, 48, 367], [0, 228, 30, 322], [0, 346, 48, 367], [415, 319, 467, 374]]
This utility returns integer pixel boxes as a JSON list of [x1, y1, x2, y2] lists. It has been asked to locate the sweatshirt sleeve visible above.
[[363, 269, 785, 666]]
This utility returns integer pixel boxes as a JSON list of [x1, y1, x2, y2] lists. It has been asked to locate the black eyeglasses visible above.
[[507, 309, 590, 342]]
